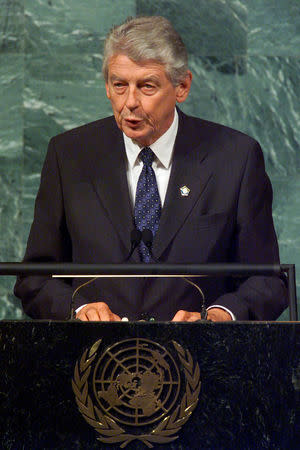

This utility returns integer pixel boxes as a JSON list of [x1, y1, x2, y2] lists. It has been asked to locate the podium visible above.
[[0, 321, 299, 448]]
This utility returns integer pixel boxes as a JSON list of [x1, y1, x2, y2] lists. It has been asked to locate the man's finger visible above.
[[172, 310, 202, 322], [207, 308, 232, 322], [171, 310, 186, 321], [98, 305, 112, 321], [113, 313, 122, 321], [186, 312, 201, 322], [77, 311, 87, 321], [76, 302, 119, 322], [85, 307, 101, 321]]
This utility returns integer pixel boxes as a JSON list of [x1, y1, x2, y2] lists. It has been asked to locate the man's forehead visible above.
[[107, 54, 168, 79]]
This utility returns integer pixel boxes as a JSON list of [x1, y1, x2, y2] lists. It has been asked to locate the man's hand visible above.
[[171, 310, 201, 322], [207, 307, 232, 322], [76, 302, 121, 321], [171, 308, 232, 322]]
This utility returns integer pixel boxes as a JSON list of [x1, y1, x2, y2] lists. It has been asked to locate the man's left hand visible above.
[[171, 307, 232, 322], [207, 307, 232, 321]]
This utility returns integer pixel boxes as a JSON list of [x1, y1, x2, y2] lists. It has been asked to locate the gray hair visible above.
[[102, 16, 188, 86]]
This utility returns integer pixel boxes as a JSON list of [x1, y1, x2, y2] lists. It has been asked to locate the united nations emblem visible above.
[[72, 338, 201, 447]]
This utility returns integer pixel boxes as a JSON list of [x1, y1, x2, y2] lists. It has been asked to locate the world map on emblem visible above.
[[92, 338, 181, 426]]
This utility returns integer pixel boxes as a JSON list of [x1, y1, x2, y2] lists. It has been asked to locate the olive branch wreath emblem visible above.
[[72, 339, 201, 448]]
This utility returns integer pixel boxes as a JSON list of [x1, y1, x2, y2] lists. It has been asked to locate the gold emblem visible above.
[[180, 185, 190, 196], [72, 338, 201, 447]]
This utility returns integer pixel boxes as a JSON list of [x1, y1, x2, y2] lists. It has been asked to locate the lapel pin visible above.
[[180, 185, 190, 197]]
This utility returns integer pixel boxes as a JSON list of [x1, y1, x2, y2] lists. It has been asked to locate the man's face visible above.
[[105, 54, 191, 147]]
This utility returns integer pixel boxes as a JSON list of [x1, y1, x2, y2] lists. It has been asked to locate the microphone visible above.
[[142, 229, 158, 262], [69, 228, 142, 319], [124, 229, 142, 262]]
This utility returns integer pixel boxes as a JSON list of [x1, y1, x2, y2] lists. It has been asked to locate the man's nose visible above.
[[125, 87, 139, 110]]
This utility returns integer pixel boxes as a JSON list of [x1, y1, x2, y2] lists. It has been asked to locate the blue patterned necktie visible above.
[[134, 147, 161, 262]]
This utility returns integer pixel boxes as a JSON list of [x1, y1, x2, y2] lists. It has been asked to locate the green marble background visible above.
[[0, 0, 299, 319]]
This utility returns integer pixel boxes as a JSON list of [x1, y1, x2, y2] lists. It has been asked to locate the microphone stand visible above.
[[69, 229, 143, 320], [142, 229, 210, 321]]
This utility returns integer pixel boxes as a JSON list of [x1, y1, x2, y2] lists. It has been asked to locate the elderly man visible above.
[[15, 16, 287, 322]]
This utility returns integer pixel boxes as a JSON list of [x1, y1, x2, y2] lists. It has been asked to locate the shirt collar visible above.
[[123, 108, 179, 169]]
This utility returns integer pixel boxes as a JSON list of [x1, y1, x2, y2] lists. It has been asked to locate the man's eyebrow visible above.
[[109, 74, 162, 84], [140, 76, 161, 84], [110, 75, 124, 82]]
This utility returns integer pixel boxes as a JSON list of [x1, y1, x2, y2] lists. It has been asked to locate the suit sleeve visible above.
[[14, 138, 87, 319], [213, 141, 288, 320]]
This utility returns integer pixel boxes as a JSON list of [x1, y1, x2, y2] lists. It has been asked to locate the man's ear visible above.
[[175, 71, 192, 103], [105, 82, 111, 99]]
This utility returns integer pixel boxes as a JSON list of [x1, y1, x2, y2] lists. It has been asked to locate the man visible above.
[[14, 16, 287, 322]]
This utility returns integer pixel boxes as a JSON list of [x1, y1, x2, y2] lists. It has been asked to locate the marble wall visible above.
[[0, 0, 299, 319]]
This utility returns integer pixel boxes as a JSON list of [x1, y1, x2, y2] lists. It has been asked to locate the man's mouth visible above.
[[124, 118, 143, 127]]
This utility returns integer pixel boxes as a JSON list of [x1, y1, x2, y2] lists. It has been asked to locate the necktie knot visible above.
[[139, 147, 155, 166]]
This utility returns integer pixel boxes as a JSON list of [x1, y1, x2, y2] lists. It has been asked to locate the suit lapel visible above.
[[152, 110, 213, 259], [86, 120, 135, 257]]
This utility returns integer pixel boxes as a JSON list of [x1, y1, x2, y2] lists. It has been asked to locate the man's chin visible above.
[[122, 127, 151, 146]]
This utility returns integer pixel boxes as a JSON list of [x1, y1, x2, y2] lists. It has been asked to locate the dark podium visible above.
[[0, 263, 299, 448], [0, 321, 299, 449]]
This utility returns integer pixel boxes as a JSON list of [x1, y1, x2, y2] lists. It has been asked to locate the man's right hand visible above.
[[76, 302, 121, 321]]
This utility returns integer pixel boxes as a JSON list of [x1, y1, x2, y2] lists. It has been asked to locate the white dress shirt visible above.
[[123, 108, 179, 207]]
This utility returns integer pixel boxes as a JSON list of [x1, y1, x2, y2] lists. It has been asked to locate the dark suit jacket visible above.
[[14, 109, 287, 320]]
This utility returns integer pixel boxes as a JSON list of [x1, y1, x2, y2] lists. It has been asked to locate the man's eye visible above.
[[142, 84, 156, 93]]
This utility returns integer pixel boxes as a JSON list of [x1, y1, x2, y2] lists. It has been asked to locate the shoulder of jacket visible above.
[[178, 108, 257, 144], [50, 115, 117, 143]]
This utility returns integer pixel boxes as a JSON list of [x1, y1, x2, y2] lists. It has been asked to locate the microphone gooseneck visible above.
[[141, 229, 207, 319], [182, 277, 208, 321], [69, 276, 98, 320], [69, 228, 142, 320], [68, 228, 208, 322]]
